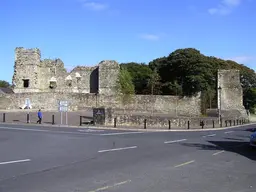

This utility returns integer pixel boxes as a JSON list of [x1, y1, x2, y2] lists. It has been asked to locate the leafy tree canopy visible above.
[[120, 62, 153, 94], [121, 47, 256, 113], [0, 80, 11, 88], [117, 67, 135, 95]]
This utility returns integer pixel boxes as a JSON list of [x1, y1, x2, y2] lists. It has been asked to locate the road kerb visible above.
[[0, 122, 255, 133]]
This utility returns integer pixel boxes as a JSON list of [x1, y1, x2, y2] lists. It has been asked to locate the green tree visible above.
[[117, 67, 135, 107], [117, 67, 135, 95], [120, 47, 256, 113], [243, 88, 256, 113], [120, 62, 153, 94], [0, 80, 10, 88], [147, 68, 161, 95], [148, 48, 256, 113], [149, 48, 214, 96]]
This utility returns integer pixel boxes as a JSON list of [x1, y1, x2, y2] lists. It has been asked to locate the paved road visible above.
[[0, 123, 256, 192]]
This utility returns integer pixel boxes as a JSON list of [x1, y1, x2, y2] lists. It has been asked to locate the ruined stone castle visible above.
[[12, 47, 120, 95], [0, 47, 248, 119]]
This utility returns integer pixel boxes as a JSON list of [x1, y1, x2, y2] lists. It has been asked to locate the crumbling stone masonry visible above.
[[12, 47, 120, 95], [3, 48, 248, 119], [217, 69, 247, 118], [0, 92, 202, 116], [0, 47, 203, 117]]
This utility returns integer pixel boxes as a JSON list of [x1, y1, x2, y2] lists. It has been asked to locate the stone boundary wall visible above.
[[103, 109, 247, 129], [0, 109, 248, 129], [0, 92, 201, 117]]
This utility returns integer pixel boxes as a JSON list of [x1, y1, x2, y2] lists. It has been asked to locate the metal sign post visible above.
[[60, 112, 63, 125], [66, 111, 68, 125], [58, 101, 69, 125]]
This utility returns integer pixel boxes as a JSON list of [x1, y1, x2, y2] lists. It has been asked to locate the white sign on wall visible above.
[[58, 100, 69, 125], [25, 98, 31, 109], [58, 100, 69, 112]]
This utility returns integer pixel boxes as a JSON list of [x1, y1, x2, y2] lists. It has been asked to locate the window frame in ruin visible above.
[[23, 79, 30, 88], [49, 77, 57, 89]]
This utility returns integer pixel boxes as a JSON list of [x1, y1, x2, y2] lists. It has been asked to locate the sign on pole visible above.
[[25, 98, 31, 109], [58, 101, 69, 125]]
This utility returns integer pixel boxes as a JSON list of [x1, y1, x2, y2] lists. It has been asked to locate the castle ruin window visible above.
[[75, 72, 81, 84], [67, 81, 72, 87], [23, 79, 29, 88], [65, 75, 72, 87], [49, 77, 57, 89]]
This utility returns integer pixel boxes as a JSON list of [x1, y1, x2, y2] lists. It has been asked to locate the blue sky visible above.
[[1, 0, 255, 83]]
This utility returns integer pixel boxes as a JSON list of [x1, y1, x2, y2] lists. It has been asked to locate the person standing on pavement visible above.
[[37, 109, 42, 124]]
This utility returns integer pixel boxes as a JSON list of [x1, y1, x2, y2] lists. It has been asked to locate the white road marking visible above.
[[213, 150, 225, 156], [98, 146, 137, 153], [224, 131, 234, 134], [174, 160, 195, 168], [164, 139, 187, 144], [0, 159, 31, 165], [203, 134, 216, 138], [100, 132, 144, 136], [0, 126, 95, 135], [88, 180, 131, 192], [78, 129, 104, 132]]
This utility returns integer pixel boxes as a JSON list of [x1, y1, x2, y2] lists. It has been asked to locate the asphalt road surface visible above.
[[0, 123, 256, 192]]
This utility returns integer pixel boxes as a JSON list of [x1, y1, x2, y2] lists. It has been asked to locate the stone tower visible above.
[[98, 60, 120, 95], [217, 69, 247, 117], [12, 47, 41, 93], [11, 48, 121, 95]]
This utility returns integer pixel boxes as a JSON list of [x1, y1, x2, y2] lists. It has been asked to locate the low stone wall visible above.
[[0, 92, 201, 117], [101, 108, 248, 130], [206, 108, 248, 119], [0, 108, 248, 129]]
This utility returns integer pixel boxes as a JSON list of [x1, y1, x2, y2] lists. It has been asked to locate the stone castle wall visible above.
[[13, 48, 41, 93], [7, 48, 247, 119], [12, 48, 120, 95], [8, 47, 203, 117], [98, 60, 120, 95], [217, 69, 247, 117], [0, 92, 201, 116]]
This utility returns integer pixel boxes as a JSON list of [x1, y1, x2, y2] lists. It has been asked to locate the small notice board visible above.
[[58, 101, 69, 112], [58, 100, 69, 125]]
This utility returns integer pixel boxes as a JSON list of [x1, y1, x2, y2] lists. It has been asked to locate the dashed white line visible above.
[[78, 129, 104, 132], [224, 131, 234, 134], [0, 159, 31, 165], [212, 150, 225, 156], [88, 180, 131, 192], [203, 134, 216, 138], [98, 146, 137, 153], [174, 160, 195, 168], [100, 132, 144, 136], [164, 139, 187, 144]]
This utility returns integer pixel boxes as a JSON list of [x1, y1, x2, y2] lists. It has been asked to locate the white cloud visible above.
[[208, 0, 243, 15], [80, 0, 108, 11], [224, 0, 242, 6], [226, 56, 254, 63], [140, 34, 160, 41], [208, 6, 231, 15]]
